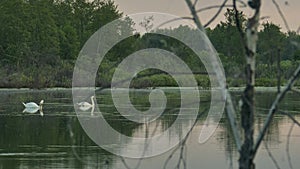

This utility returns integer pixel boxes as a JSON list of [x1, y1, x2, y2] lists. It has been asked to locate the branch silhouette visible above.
[[254, 65, 300, 156]]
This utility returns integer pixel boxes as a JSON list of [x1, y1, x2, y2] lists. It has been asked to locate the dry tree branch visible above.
[[232, 0, 247, 51], [260, 16, 270, 20], [158, 0, 247, 29], [119, 124, 149, 169], [197, 0, 247, 28], [291, 88, 300, 95], [286, 123, 295, 169], [162, 126, 191, 169], [271, 0, 290, 31], [186, 0, 243, 152], [120, 106, 182, 169], [263, 140, 281, 169], [279, 111, 300, 127], [196, 4, 233, 13], [203, 0, 229, 28], [120, 136, 146, 169], [120, 98, 205, 169], [175, 143, 187, 169], [195, 0, 246, 13], [163, 108, 207, 169], [120, 157, 134, 169], [185, 0, 205, 32], [253, 64, 300, 156], [236, 0, 248, 7], [155, 17, 194, 29], [193, 0, 199, 7], [257, 109, 281, 169]]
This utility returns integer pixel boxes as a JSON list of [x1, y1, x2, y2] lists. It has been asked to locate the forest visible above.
[[0, 0, 300, 88]]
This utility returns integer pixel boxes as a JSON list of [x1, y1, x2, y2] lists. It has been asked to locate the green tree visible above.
[[71, 0, 94, 46], [0, 0, 131, 88], [26, 0, 60, 66], [282, 31, 300, 61], [257, 22, 286, 65], [207, 9, 246, 64], [0, 0, 31, 66], [89, 0, 122, 32], [59, 24, 80, 60]]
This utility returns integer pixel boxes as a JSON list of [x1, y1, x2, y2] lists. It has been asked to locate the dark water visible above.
[[0, 88, 299, 169]]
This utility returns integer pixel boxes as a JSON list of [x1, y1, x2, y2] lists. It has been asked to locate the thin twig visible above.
[[163, 132, 188, 169], [291, 88, 300, 95], [236, 0, 247, 7], [260, 16, 270, 20], [271, 0, 290, 31], [253, 64, 300, 156], [286, 123, 295, 169], [204, 0, 229, 28], [120, 157, 134, 169], [185, 0, 205, 32], [279, 111, 300, 127], [195, 0, 246, 13], [155, 17, 194, 29], [119, 113, 165, 169], [232, 0, 247, 54], [257, 107, 281, 169], [120, 96, 204, 169], [263, 140, 281, 169], [196, 4, 233, 13], [193, 0, 199, 7], [163, 108, 207, 169], [120, 116, 160, 169], [175, 143, 187, 169]]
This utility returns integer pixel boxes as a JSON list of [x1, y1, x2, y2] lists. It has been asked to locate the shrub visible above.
[[255, 78, 280, 87]]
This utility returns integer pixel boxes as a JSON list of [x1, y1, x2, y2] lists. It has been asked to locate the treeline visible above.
[[0, 0, 122, 88], [207, 9, 300, 86], [0, 1, 299, 88]]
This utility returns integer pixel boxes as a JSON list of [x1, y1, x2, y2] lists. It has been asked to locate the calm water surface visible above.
[[0, 89, 299, 169]]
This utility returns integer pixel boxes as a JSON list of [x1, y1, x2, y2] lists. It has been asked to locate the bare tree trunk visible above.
[[239, 87, 255, 169], [184, 0, 205, 32], [184, 0, 262, 168], [237, 0, 261, 169]]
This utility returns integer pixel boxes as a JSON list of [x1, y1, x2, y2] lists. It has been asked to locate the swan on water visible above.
[[22, 100, 44, 116], [77, 96, 95, 115]]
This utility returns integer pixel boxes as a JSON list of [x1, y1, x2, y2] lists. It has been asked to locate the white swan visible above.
[[77, 96, 95, 115], [23, 100, 44, 108], [22, 100, 44, 116]]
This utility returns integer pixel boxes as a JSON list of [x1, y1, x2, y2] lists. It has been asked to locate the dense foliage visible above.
[[207, 9, 300, 87], [0, 0, 122, 88], [0, 2, 299, 88]]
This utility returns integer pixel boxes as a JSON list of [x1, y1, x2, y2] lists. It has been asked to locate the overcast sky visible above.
[[113, 0, 299, 32]]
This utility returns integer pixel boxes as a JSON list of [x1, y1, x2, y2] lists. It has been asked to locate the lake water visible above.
[[0, 88, 299, 169]]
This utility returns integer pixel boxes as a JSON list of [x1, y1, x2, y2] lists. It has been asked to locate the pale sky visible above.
[[113, 0, 299, 32]]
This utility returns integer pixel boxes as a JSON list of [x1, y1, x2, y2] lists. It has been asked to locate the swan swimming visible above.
[[77, 96, 95, 115], [22, 100, 44, 116]]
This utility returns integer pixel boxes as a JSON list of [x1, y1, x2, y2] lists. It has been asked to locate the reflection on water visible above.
[[0, 89, 299, 169]]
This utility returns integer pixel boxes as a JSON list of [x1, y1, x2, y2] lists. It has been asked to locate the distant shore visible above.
[[0, 86, 295, 92]]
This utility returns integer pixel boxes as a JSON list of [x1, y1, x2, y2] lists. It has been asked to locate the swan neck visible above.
[[91, 97, 95, 106]]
